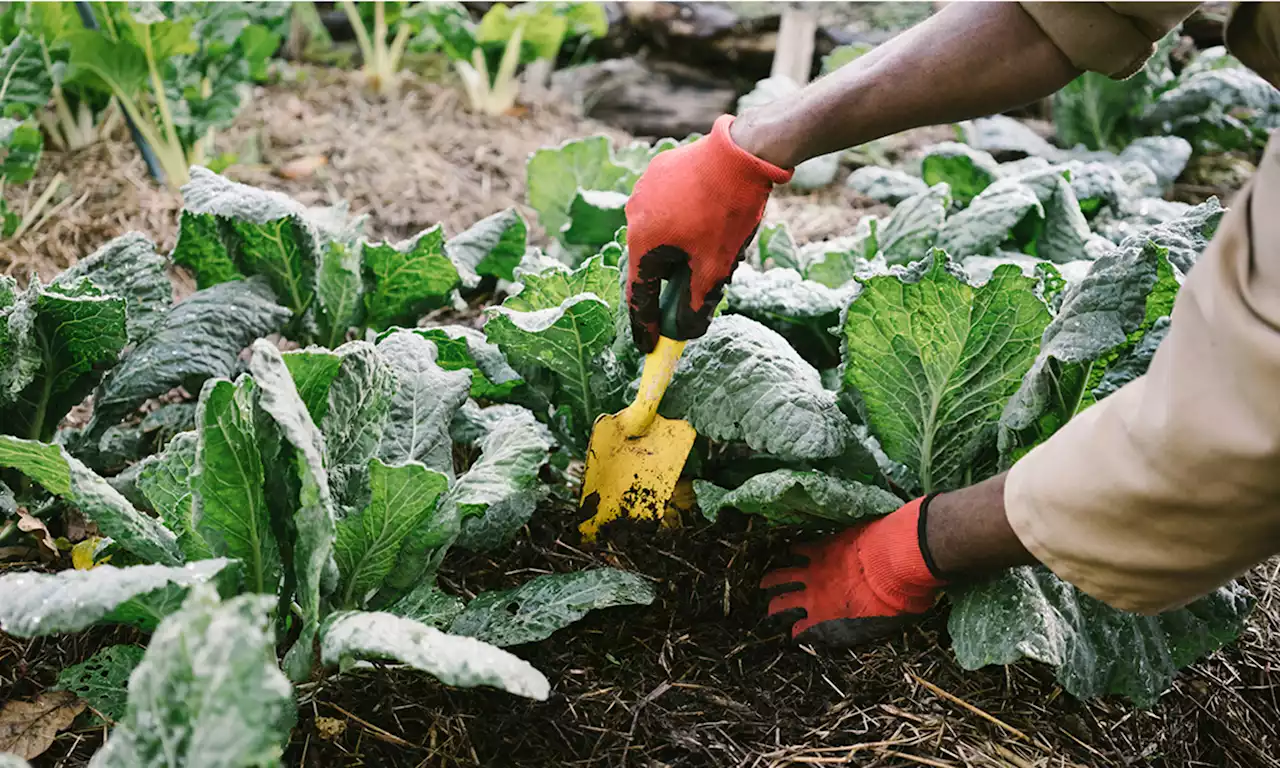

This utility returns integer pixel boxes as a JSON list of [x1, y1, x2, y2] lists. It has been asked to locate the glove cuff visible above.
[[858, 497, 948, 614], [710, 115, 795, 188]]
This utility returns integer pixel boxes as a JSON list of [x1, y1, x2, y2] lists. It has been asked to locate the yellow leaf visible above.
[[72, 537, 105, 570]]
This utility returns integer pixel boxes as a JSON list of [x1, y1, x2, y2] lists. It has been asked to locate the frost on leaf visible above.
[[846, 166, 928, 206], [449, 569, 655, 647], [693, 470, 900, 526], [526, 135, 632, 239], [840, 253, 1050, 494], [724, 264, 860, 366], [50, 232, 170, 343], [662, 315, 852, 461], [410, 325, 523, 400], [375, 330, 473, 479], [320, 610, 550, 700], [88, 588, 295, 768], [877, 183, 950, 266], [948, 567, 1253, 706], [448, 412, 554, 552], [447, 208, 528, 287], [0, 559, 232, 637]]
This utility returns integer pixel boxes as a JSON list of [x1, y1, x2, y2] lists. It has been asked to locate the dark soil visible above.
[[9, 494, 1278, 768]]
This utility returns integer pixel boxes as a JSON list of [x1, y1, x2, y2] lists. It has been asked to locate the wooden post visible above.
[[771, 4, 817, 85]]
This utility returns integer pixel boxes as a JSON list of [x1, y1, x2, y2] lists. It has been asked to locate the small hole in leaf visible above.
[[504, 601, 521, 615]]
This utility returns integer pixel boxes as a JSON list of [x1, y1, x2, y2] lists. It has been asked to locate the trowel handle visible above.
[[618, 264, 692, 437]]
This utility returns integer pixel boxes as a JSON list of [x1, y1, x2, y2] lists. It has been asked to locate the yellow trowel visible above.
[[578, 266, 698, 542]]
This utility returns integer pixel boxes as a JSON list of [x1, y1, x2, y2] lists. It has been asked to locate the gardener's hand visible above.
[[760, 496, 948, 646], [625, 115, 793, 354]]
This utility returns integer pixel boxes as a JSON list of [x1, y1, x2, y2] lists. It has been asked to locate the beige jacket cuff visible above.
[[1005, 133, 1280, 615], [1019, 2, 1200, 78]]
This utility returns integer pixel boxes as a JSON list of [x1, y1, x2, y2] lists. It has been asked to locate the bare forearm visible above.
[[732, 2, 1080, 168], [926, 473, 1038, 577]]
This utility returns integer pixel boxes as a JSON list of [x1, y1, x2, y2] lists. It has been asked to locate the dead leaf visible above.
[[0, 546, 39, 561], [275, 154, 328, 179], [0, 691, 87, 759], [315, 716, 347, 741], [16, 508, 57, 555]]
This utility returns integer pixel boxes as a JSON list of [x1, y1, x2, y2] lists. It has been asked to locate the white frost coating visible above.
[[577, 189, 628, 209], [727, 264, 860, 316], [0, 559, 232, 637], [321, 611, 550, 700], [487, 293, 611, 333], [181, 167, 311, 225]]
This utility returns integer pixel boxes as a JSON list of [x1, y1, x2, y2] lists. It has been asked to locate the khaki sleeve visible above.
[[1004, 132, 1280, 616], [1019, 2, 1200, 78]]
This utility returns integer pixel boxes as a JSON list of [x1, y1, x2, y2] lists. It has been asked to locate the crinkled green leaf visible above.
[[877, 184, 950, 266], [449, 410, 553, 551], [693, 469, 901, 526], [921, 142, 998, 206], [450, 569, 655, 647], [840, 253, 1051, 493], [411, 325, 523, 400], [322, 341, 395, 506], [193, 377, 278, 593], [800, 218, 879, 288], [999, 202, 1222, 461], [55, 644, 146, 724], [0, 559, 231, 637], [526, 135, 631, 237], [0, 117, 41, 185], [958, 116, 1064, 161], [446, 208, 527, 287], [137, 431, 212, 561], [723, 264, 858, 366], [1117, 136, 1192, 193], [247, 339, 336, 682], [281, 347, 342, 424], [937, 179, 1042, 258], [88, 588, 294, 768], [757, 222, 799, 270], [320, 610, 550, 699], [315, 239, 364, 349], [374, 330, 473, 478], [175, 168, 320, 319], [51, 233, 171, 343], [484, 255, 622, 444], [361, 226, 460, 331], [846, 166, 928, 205], [0, 280, 128, 442], [0, 32, 54, 119], [335, 458, 449, 609], [948, 568, 1252, 706], [389, 581, 466, 629], [450, 401, 540, 446], [661, 315, 851, 461], [1144, 67, 1280, 154], [85, 277, 291, 439], [0, 435, 181, 565]]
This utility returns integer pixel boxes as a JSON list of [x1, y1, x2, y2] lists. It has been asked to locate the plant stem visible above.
[[372, 0, 388, 84], [141, 29, 184, 185], [340, 0, 377, 77], [387, 21, 411, 76]]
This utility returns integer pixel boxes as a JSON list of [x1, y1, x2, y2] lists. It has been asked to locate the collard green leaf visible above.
[[361, 226, 460, 331], [88, 588, 294, 768], [51, 233, 171, 343], [0, 280, 128, 442], [320, 610, 550, 700], [840, 253, 1051, 493], [1144, 67, 1280, 154], [315, 239, 364, 349], [0, 117, 41, 185], [937, 180, 1042, 258], [999, 200, 1221, 460], [281, 347, 342, 424], [175, 168, 320, 318], [484, 255, 622, 443], [0, 559, 231, 637], [247, 339, 336, 681], [1053, 31, 1176, 153], [86, 277, 291, 438], [389, 581, 466, 629], [723, 264, 858, 366], [800, 219, 879, 288], [948, 567, 1252, 706], [450, 401, 540, 446], [692, 470, 901, 526], [137, 431, 211, 561], [0, 32, 54, 120], [920, 142, 998, 206], [321, 342, 395, 505], [958, 116, 1064, 161], [412, 325, 522, 400], [55, 644, 146, 724], [661, 315, 851, 461], [561, 190, 627, 249], [335, 459, 449, 609], [446, 208, 527, 287], [757, 222, 799, 270], [192, 377, 278, 594], [526, 135, 631, 237], [877, 184, 950, 266], [449, 569, 655, 647], [449, 410, 553, 551], [1118, 136, 1192, 193], [375, 330, 473, 478], [0, 435, 181, 565], [846, 166, 928, 205]]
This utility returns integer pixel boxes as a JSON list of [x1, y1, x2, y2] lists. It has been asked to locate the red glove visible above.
[[760, 496, 948, 646], [625, 115, 793, 354]]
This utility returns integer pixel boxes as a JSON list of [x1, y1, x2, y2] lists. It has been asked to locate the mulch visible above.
[[2, 63, 1277, 768]]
